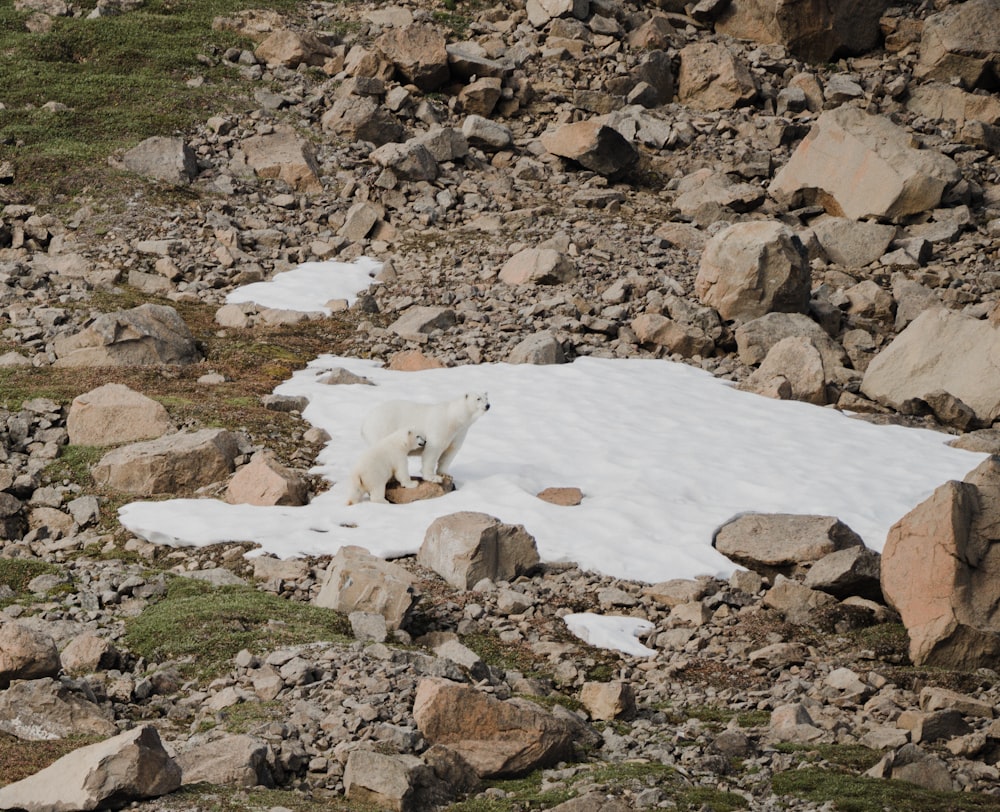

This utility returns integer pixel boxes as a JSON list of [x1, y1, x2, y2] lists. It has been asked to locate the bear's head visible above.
[[409, 431, 427, 449], [465, 392, 490, 418]]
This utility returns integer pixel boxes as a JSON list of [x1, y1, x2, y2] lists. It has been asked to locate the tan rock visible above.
[[226, 451, 309, 507], [714, 513, 863, 574], [0, 621, 60, 688], [388, 306, 457, 342], [459, 76, 502, 117], [313, 546, 419, 630], [881, 457, 1000, 668], [695, 221, 811, 322], [386, 476, 454, 504], [536, 487, 583, 506], [742, 336, 827, 405], [499, 248, 577, 286], [91, 428, 240, 496], [916, 0, 1000, 89], [122, 136, 197, 185], [387, 350, 446, 371], [240, 127, 321, 193], [677, 42, 757, 111], [539, 119, 638, 175], [419, 512, 540, 589], [630, 313, 714, 358], [175, 733, 272, 788], [413, 678, 575, 777], [861, 307, 1000, 425], [254, 29, 335, 68], [0, 677, 116, 741], [60, 631, 120, 674], [67, 383, 170, 446], [580, 681, 636, 721], [906, 82, 1000, 127], [769, 107, 961, 222], [377, 23, 450, 91], [0, 725, 180, 811]]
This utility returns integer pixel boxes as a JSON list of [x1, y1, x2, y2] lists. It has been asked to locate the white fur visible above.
[[346, 429, 426, 505], [360, 392, 489, 484]]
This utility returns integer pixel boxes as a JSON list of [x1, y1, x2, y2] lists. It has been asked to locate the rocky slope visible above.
[[3, 0, 1000, 809]]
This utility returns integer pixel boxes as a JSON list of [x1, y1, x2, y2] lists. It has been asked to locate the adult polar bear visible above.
[[361, 392, 489, 484], [346, 428, 426, 504]]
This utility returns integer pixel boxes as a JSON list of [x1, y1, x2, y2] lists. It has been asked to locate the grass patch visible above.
[[123, 576, 351, 681], [462, 632, 545, 676], [0, 733, 103, 787], [42, 444, 103, 488], [218, 699, 284, 734], [157, 784, 381, 812], [0, 558, 61, 608], [772, 768, 1000, 812], [0, 0, 302, 202], [447, 762, 749, 812], [772, 743, 882, 772]]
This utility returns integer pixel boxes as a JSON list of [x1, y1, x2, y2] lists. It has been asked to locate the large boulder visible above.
[[695, 221, 811, 322], [715, 0, 892, 62], [226, 450, 308, 507], [915, 0, 1000, 89], [377, 23, 450, 91], [313, 545, 419, 629], [91, 429, 240, 496], [677, 42, 757, 111], [121, 136, 198, 184], [860, 308, 1000, 426], [52, 304, 202, 367], [0, 621, 60, 688], [175, 733, 273, 787], [881, 457, 1000, 668], [714, 513, 864, 577], [741, 335, 828, 405], [67, 383, 171, 446], [320, 96, 405, 145], [239, 127, 322, 193], [344, 749, 448, 812], [0, 677, 117, 741], [539, 118, 638, 175], [499, 248, 577, 286], [769, 107, 961, 222], [735, 312, 849, 371], [254, 29, 335, 68], [419, 512, 540, 589], [413, 678, 576, 777], [809, 217, 898, 269], [0, 725, 181, 811]]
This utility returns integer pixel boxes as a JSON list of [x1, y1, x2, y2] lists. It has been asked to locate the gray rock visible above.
[[122, 136, 198, 184]]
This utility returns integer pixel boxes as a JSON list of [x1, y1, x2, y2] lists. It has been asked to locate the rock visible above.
[[769, 107, 961, 222], [677, 42, 757, 111], [66, 383, 171, 446], [387, 350, 447, 371], [769, 702, 824, 742], [459, 77, 502, 117], [499, 248, 577, 286], [915, 0, 1000, 89], [313, 545, 419, 629], [881, 457, 1000, 668], [419, 512, 540, 590], [385, 476, 454, 504], [121, 136, 198, 184], [898, 709, 973, 743], [370, 141, 439, 182], [60, 632, 119, 674], [695, 221, 811, 322], [715, 0, 891, 62], [741, 335, 827, 405], [631, 313, 714, 357], [0, 677, 116, 740], [761, 575, 838, 624], [906, 82, 1000, 128], [861, 308, 1000, 425], [412, 127, 469, 162], [344, 749, 443, 812], [536, 487, 583, 506], [388, 306, 457, 341], [0, 621, 60, 688], [175, 733, 273, 787], [715, 513, 863, 577], [377, 23, 450, 91], [892, 275, 941, 331], [254, 29, 334, 68], [240, 127, 322, 193], [920, 686, 996, 719], [461, 114, 513, 151], [540, 119, 638, 175], [749, 641, 810, 667], [339, 201, 383, 242], [91, 428, 240, 496], [735, 312, 849, 371], [810, 217, 898, 268], [580, 681, 636, 721], [673, 170, 765, 225], [526, 0, 589, 27], [53, 303, 201, 367], [413, 678, 576, 777], [446, 43, 513, 81], [0, 725, 181, 811], [226, 450, 309, 506], [320, 96, 405, 145], [867, 743, 955, 791], [507, 332, 566, 365], [803, 546, 882, 601]]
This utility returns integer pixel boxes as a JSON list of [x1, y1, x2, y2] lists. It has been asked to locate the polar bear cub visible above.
[[346, 429, 426, 505], [361, 392, 489, 484]]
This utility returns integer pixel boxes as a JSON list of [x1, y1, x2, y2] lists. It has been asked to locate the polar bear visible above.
[[345, 429, 426, 505], [361, 392, 489, 484]]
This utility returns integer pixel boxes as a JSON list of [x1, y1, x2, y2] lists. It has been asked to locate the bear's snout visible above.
[[484, 403, 491, 411]]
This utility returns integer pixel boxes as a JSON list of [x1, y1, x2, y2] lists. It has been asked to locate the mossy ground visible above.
[[0, 558, 62, 608]]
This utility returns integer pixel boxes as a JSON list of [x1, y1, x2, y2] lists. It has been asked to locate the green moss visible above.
[[0, 559, 61, 608], [123, 576, 351, 681], [772, 768, 1000, 812], [772, 743, 882, 772], [43, 444, 103, 487], [0, 733, 103, 788]]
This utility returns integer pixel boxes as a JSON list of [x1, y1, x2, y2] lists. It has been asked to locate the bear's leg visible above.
[[420, 445, 445, 483], [394, 461, 417, 489], [436, 429, 468, 476]]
